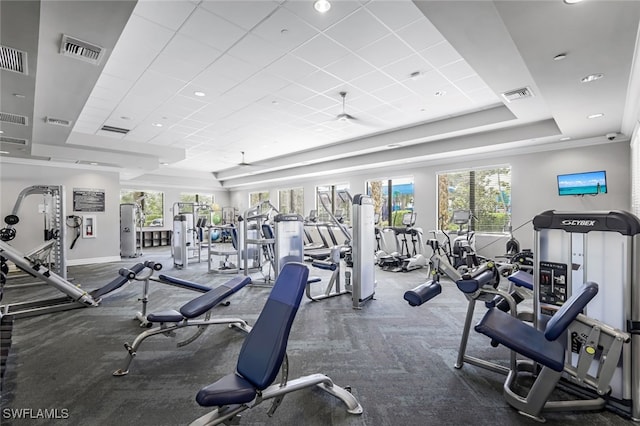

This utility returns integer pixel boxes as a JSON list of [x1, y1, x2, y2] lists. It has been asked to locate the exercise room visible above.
[[2, 0, 640, 425]]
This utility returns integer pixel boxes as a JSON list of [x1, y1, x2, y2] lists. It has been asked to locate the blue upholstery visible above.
[[508, 270, 533, 290], [475, 308, 566, 372], [196, 262, 309, 407], [545, 282, 598, 340], [147, 310, 183, 323], [180, 277, 250, 318], [146, 276, 250, 323], [91, 263, 145, 299], [404, 281, 442, 306], [158, 274, 212, 293], [456, 269, 496, 294], [311, 260, 337, 271], [474, 282, 599, 372]]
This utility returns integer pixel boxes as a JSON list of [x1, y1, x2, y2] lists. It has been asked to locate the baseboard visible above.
[[67, 256, 121, 266]]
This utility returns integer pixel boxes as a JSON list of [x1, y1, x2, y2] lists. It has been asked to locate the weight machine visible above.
[[0, 185, 68, 278]]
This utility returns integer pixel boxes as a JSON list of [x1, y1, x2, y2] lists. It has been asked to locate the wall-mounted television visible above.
[[557, 170, 607, 196]]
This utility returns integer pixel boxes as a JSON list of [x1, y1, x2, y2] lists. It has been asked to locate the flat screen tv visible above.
[[557, 170, 607, 196]]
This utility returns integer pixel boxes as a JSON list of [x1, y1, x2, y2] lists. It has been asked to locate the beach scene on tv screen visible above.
[[558, 171, 607, 196]]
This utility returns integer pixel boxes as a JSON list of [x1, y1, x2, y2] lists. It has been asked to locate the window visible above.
[[179, 193, 218, 225], [278, 187, 304, 215], [367, 177, 414, 226], [120, 189, 164, 227], [316, 184, 351, 224], [437, 166, 511, 233]]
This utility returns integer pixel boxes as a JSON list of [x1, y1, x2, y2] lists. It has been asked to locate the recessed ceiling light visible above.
[[194, 91, 206, 97], [313, 0, 331, 13], [152, 122, 163, 127], [161, 162, 169, 166], [434, 90, 446, 97], [13, 93, 26, 99], [409, 71, 421, 80], [89, 162, 98, 166], [553, 53, 567, 61], [587, 113, 604, 119], [560, 136, 571, 141], [564, 0, 583, 4], [387, 143, 402, 148], [120, 116, 131, 120], [581, 73, 604, 83], [280, 28, 289, 35]]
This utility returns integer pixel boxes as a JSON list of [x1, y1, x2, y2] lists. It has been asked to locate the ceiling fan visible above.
[[336, 91, 357, 122], [238, 151, 251, 167]]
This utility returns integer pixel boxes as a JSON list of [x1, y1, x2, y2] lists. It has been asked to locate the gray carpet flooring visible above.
[[0, 247, 635, 425]]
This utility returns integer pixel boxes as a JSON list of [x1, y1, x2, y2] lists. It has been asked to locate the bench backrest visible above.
[[235, 262, 309, 390]]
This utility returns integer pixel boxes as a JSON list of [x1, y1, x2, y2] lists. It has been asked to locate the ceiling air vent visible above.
[[0, 112, 28, 126], [46, 117, 72, 127], [501, 87, 534, 102], [101, 125, 130, 134], [0, 136, 28, 145], [0, 45, 28, 74], [60, 35, 104, 65]]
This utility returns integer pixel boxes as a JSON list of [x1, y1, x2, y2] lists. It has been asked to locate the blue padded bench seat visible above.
[[147, 276, 250, 323], [158, 274, 213, 293], [508, 270, 533, 290], [474, 308, 566, 372], [196, 373, 257, 407]]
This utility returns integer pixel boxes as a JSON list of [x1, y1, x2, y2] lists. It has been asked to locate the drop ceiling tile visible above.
[[95, 130, 126, 140], [371, 83, 413, 103], [242, 72, 289, 96], [276, 83, 317, 103], [179, 7, 246, 51], [102, 44, 159, 82], [120, 14, 175, 53], [468, 87, 501, 105], [323, 55, 374, 81], [381, 54, 432, 82], [227, 33, 287, 69], [303, 110, 337, 124], [357, 34, 413, 68], [396, 17, 445, 52], [83, 96, 119, 112], [303, 94, 341, 112], [264, 54, 318, 82], [297, 70, 343, 94], [350, 70, 396, 93], [133, 0, 197, 31], [292, 34, 351, 69], [201, 0, 279, 31], [191, 71, 239, 94], [324, 8, 388, 52], [439, 60, 476, 82], [200, 54, 261, 83], [403, 69, 450, 95], [454, 75, 490, 93], [365, 0, 423, 31], [159, 33, 224, 70], [284, 0, 361, 31], [149, 53, 205, 82], [421, 41, 463, 68], [128, 70, 187, 99], [252, 7, 318, 51], [176, 83, 215, 102]]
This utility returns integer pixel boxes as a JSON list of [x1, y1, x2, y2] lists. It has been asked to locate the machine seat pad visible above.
[[147, 310, 183, 323], [475, 308, 565, 372], [196, 373, 257, 407], [508, 270, 533, 290], [180, 276, 251, 319]]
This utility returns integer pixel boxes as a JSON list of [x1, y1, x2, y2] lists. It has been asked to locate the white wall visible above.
[[1, 162, 231, 265], [229, 140, 631, 259]]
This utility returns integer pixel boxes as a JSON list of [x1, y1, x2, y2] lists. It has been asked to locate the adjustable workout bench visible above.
[[190, 262, 363, 425], [475, 281, 630, 422], [113, 275, 251, 376]]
